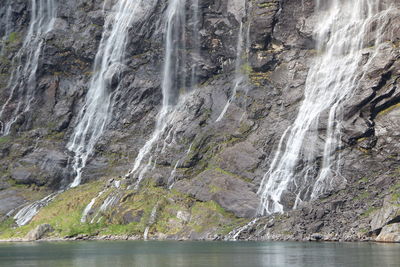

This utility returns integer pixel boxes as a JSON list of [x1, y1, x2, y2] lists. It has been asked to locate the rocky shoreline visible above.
[[1, 234, 399, 243]]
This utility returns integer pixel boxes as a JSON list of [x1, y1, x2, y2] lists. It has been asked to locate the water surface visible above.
[[0, 241, 399, 267]]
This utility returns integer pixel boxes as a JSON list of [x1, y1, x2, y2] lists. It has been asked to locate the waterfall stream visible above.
[[216, 20, 249, 122], [13, 192, 59, 226], [80, 189, 106, 223], [11, 0, 157, 227], [67, 0, 156, 187], [216, 3, 250, 122], [224, 218, 259, 241], [143, 202, 159, 240], [1, 0, 57, 226], [81, 0, 200, 225], [258, 0, 395, 215], [125, 0, 189, 188], [190, 0, 200, 89], [0, 6, 12, 56], [0, 0, 56, 135]]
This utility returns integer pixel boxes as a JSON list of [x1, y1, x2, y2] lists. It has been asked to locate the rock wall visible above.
[[0, 0, 399, 241]]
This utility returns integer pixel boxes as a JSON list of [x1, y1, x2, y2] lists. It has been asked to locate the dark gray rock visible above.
[[0, 190, 25, 217], [11, 168, 35, 185], [175, 169, 259, 218], [122, 210, 143, 224]]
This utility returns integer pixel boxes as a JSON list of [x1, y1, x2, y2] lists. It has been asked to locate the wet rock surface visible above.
[[0, 0, 399, 242]]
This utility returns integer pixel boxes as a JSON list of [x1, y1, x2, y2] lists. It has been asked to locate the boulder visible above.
[[376, 223, 400, 243], [177, 210, 191, 223], [370, 196, 400, 231], [26, 224, 54, 241], [11, 168, 35, 185]]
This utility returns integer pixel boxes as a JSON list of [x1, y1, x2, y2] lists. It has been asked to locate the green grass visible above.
[[389, 181, 400, 202], [0, 179, 248, 240], [355, 191, 370, 201], [0, 136, 11, 145], [258, 2, 276, 8], [0, 181, 103, 239], [7, 32, 21, 44], [361, 207, 379, 218]]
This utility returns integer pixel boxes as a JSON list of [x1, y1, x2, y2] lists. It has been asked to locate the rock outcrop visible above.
[[26, 224, 53, 241]]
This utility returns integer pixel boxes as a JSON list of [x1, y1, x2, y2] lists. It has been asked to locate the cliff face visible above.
[[0, 0, 399, 242]]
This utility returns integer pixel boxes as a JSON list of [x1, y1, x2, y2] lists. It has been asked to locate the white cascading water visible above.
[[0, 6, 12, 56], [143, 202, 159, 240], [0, 0, 56, 135], [13, 0, 157, 227], [167, 160, 181, 189], [80, 189, 106, 223], [67, 0, 156, 187], [216, 2, 251, 122], [125, 0, 188, 189], [4, 0, 57, 227], [13, 192, 59, 226], [80, 0, 196, 223], [190, 0, 200, 88], [258, 0, 395, 215], [81, 179, 121, 224], [216, 20, 247, 122], [224, 218, 259, 241]]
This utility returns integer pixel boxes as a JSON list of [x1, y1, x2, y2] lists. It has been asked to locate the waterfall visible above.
[[216, 20, 248, 122], [80, 179, 122, 224], [258, 0, 395, 215], [167, 160, 181, 189], [0, 6, 12, 55], [67, 0, 156, 187], [224, 218, 259, 241], [125, 0, 188, 188], [9, 0, 157, 226], [80, 189, 106, 223], [161, 0, 187, 108], [190, 0, 200, 88], [0, 0, 56, 135], [1, 0, 57, 226], [143, 203, 159, 240], [13, 192, 59, 226]]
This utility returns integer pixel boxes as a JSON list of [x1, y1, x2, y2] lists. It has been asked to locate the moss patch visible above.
[[0, 181, 103, 239], [0, 180, 247, 240], [0, 136, 11, 145], [7, 32, 19, 44], [361, 207, 379, 218], [377, 103, 400, 118]]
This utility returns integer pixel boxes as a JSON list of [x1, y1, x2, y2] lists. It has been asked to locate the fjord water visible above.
[[258, 0, 395, 214], [0, 241, 399, 267]]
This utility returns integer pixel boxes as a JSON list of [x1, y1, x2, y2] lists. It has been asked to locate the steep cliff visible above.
[[0, 0, 399, 242]]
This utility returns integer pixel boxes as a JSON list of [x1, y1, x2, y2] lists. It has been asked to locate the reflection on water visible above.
[[0, 241, 399, 267]]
